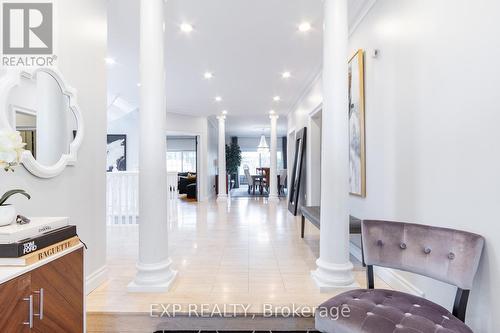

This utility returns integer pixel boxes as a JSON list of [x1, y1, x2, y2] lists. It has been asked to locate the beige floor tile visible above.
[[88, 197, 393, 315]]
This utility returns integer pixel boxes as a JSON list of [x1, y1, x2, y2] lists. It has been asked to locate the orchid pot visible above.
[[0, 205, 17, 227], [0, 130, 29, 226], [0, 190, 31, 226]]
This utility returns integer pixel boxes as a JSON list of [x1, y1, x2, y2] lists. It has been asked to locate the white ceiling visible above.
[[107, 0, 372, 137]]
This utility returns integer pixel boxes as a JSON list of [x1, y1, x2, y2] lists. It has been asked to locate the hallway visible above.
[[87, 198, 388, 330]]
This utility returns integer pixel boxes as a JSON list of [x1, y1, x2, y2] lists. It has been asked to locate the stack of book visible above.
[[0, 217, 80, 266]]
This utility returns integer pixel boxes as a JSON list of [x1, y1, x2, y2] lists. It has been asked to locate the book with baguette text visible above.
[[0, 236, 81, 266]]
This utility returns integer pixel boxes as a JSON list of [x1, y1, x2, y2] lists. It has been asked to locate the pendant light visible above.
[[257, 135, 269, 153]]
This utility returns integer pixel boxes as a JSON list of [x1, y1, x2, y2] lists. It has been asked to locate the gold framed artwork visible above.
[[348, 49, 366, 197]]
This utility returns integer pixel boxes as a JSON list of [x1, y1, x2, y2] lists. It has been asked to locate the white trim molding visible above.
[[349, 0, 378, 36], [374, 266, 425, 298], [85, 265, 108, 295], [349, 242, 425, 297]]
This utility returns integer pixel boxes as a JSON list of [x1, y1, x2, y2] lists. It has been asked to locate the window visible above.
[[167, 151, 196, 173], [238, 152, 284, 176]]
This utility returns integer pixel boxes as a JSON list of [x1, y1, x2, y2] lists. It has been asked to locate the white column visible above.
[[128, 0, 177, 292], [217, 115, 228, 201], [311, 0, 355, 291], [268, 114, 279, 202]]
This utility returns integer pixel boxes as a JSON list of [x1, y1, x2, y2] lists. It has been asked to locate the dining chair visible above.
[[279, 169, 287, 194], [244, 167, 255, 194]]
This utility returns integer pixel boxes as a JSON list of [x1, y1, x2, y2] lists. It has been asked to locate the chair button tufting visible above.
[[353, 297, 360, 301], [448, 252, 455, 260], [436, 324, 443, 329], [413, 304, 421, 308], [424, 247, 432, 254], [395, 324, 404, 329], [442, 315, 450, 320], [377, 240, 384, 247], [404, 313, 412, 317], [367, 312, 374, 316], [400, 242, 407, 250]]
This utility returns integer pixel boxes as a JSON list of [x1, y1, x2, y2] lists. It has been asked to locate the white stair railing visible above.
[[106, 171, 178, 225]]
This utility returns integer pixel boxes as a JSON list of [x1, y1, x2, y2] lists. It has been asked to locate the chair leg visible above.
[[361, 233, 366, 267], [301, 215, 305, 238]]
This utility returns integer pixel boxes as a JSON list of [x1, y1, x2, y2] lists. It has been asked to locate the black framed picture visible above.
[[288, 127, 306, 216], [107, 134, 127, 172]]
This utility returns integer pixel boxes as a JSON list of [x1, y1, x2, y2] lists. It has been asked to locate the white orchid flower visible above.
[[0, 130, 26, 171]]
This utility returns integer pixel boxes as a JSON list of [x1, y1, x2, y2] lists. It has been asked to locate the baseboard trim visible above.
[[86, 265, 108, 295], [349, 242, 424, 297], [374, 266, 425, 297], [349, 242, 363, 263]]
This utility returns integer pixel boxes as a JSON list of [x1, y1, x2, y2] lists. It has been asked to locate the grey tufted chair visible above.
[[315, 220, 484, 333]]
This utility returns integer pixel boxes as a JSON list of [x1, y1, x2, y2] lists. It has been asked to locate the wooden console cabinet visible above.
[[0, 247, 84, 333]]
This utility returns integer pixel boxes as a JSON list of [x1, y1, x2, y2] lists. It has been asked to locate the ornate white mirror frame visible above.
[[0, 67, 84, 178]]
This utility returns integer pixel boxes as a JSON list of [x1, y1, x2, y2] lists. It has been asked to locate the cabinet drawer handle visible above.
[[34, 288, 44, 320], [22, 295, 33, 328]]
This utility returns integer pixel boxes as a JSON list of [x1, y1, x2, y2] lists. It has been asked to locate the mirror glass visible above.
[[6, 70, 77, 167]]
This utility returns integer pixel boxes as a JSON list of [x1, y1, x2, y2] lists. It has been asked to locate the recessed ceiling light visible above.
[[298, 22, 312, 32], [105, 57, 116, 65], [222, 110, 228, 115], [269, 110, 276, 115], [273, 96, 281, 102], [180, 23, 193, 33], [282, 71, 291, 79], [137, 83, 141, 87], [215, 96, 222, 102], [204, 72, 214, 79]]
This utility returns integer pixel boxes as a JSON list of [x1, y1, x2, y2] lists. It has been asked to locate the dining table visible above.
[[250, 174, 280, 195]]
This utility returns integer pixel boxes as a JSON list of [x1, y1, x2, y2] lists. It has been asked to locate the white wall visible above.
[[108, 110, 139, 170], [348, 1, 500, 331], [0, 0, 108, 292], [287, 74, 323, 207], [289, 0, 500, 331], [108, 111, 214, 201]]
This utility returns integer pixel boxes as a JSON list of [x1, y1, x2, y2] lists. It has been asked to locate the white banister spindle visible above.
[[106, 171, 177, 225], [106, 171, 140, 225], [167, 172, 178, 221]]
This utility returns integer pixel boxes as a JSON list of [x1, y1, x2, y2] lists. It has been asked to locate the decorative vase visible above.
[[0, 205, 16, 227]]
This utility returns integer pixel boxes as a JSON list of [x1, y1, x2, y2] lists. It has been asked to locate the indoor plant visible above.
[[0, 130, 30, 226], [226, 141, 242, 189]]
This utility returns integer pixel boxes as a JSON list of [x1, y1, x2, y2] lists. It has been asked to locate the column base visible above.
[[128, 259, 177, 293], [217, 194, 228, 202], [268, 195, 280, 202], [311, 258, 358, 293]]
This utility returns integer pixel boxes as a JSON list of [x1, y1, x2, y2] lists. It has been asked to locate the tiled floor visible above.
[[87, 197, 389, 315]]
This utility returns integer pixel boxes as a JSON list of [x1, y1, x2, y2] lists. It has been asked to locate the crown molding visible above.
[[349, 0, 378, 36]]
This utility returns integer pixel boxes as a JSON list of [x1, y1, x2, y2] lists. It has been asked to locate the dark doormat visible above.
[[155, 331, 319, 333]]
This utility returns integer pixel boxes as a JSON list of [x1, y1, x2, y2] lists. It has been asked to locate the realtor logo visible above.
[[2, 2, 53, 54]]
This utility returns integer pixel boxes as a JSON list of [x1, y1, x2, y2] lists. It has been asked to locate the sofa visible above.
[[178, 172, 197, 195]]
